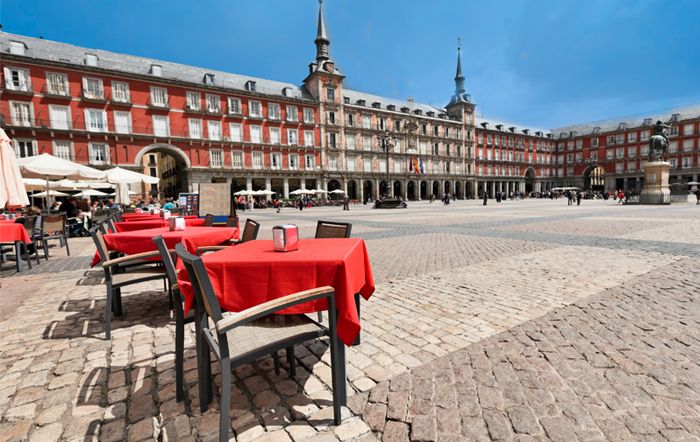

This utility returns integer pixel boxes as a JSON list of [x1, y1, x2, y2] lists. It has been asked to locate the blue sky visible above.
[[3, 0, 699, 128]]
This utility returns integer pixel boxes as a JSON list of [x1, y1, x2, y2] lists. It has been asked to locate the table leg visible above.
[[14, 241, 21, 273], [353, 293, 361, 346], [333, 309, 348, 406]]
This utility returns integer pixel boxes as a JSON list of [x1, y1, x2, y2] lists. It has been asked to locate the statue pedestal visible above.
[[639, 161, 671, 205]]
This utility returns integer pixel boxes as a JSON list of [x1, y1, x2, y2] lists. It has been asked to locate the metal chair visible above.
[[90, 227, 168, 339], [225, 216, 238, 228], [175, 243, 342, 441], [203, 214, 214, 227], [315, 221, 352, 239], [21, 216, 41, 265], [228, 219, 260, 245], [37, 213, 70, 258]]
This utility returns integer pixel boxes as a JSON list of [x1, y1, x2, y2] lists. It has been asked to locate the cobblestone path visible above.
[[0, 199, 698, 441]]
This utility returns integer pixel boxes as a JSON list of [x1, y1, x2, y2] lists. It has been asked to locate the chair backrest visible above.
[[105, 217, 117, 234], [175, 243, 224, 323], [225, 216, 238, 228], [203, 214, 214, 227], [241, 219, 260, 243], [43, 214, 66, 235], [153, 235, 178, 287], [22, 215, 38, 236], [93, 209, 111, 225], [315, 221, 352, 239], [89, 227, 110, 263]]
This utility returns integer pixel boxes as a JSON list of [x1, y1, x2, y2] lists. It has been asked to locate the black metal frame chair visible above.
[[315, 221, 352, 239], [37, 213, 70, 258], [21, 216, 41, 266], [203, 214, 214, 227], [90, 227, 168, 339], [228, 218, 260, 245], [175, 243, 342, 441]]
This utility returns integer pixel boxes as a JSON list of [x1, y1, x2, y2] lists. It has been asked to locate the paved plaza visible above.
[[0, 199, 699, 441]]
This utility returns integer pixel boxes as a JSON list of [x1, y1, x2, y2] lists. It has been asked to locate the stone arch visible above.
[[134, 143, 191, 198], [524, 167, 536, 193], [347, 180, 358, 200], [134, 143, 191, 168], [327, 179, 342, 192], [420, 181, 428, 199], [432, 181, 440, 197], [393, 181, 402, 198], [444, 181, 451, 196], [583, 165, 606, 191], [455, 181, 463, 199], [407, 181, 417, 200]]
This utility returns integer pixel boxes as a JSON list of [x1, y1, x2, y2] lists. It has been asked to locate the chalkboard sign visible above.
[[198, 183, 231, 217]]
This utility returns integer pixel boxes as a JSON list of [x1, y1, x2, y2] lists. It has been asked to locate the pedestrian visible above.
[[298, 197, 303, 211], [483, 192, 488, 206], [343, 196, 350, 211], [576, 191, 582, 206], [695, 189, 700, 205]]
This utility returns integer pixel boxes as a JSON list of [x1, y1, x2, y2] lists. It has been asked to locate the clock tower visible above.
[[303, 0, 345, 187]]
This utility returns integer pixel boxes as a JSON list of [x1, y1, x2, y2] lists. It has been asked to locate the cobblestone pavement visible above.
[[0, 199, 698, 441]]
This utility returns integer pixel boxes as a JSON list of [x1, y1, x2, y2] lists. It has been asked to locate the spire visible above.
[[454, 38, 466, 95], [315, 0, 330, 63]]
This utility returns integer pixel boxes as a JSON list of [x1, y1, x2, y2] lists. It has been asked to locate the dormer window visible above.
[[372, 102, 381, 109], [670, 113, 680, 122], [523, 129, 530, 135], [150, 65, 162, 76], [9, 41, 26, 56], [282, 87, 291, 97], [387, 105, 396, 111], [481, 122, 488, 129], [593, 127, 601, 134], [204, 73, 215, 85], [509, 127, 516, 133], [401, 107, 409, 113], [357, 99, 366, 106], [643, 118, 653, 126], [343, 97, 350, 104], [618, 122, 626, 130], [426, 111, 435, 117], [85, 53, 98, 67], [245, 80, 256, 92], [413, 110, 422, 115], [571, 131, 577, 137]]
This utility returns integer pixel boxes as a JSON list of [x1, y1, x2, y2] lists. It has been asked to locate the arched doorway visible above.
[[379, 180, 389, 197], [393, 181, 402, 199], [432, 181, 439, 197], [134, 144, 191, 199], [347, 180, 357, 200], [455, 181, 463, 199], [407, 181, 416, 200], [444, 181, 451, 196], [327, 179, 341, 192], [420, 181, 428, 199], [584, 165, 606, 192], [363, 180, 373, 202], [524, 168, 536, 193]]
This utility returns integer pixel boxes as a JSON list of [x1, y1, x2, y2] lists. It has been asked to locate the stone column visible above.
[[359, 180, 364, 203], [505, 181, 510, 197], [283, 177, 289, 199], [265, 178, 272, 201], [375, 179, 381, 199], [301, 177, 307, 190], [246, 176, 253, 192]]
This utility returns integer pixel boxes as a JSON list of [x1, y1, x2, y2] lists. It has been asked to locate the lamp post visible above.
[[379, 131, 395, 198]]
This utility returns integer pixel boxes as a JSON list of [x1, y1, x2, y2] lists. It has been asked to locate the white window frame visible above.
[[52, 140, 73, 161], [186, 91, 201, 111], [227, 97, 242, 114], [13, 139, 37, 158], [46, 72, 69, 96], [269, 127, 281, 145], [188, 118, 202, 139], [82, 77, 104, 99], [209, 149, 224, 168], [250, 125, 262, 143], [347, 156, 355, 172], [304, 154, 315, 170], [111, 81, 130, 103], [288, 154, 299, 170], [287, 129, 298, 146], [229, 123, 242, 142], [152, 115, 170, 137], [84, 108, 108, 132], [10, 101, 34, 127], [270, 152, 282, 170], [303, 108, 314, 124], [4, 67, 31, 92], [113, 111, 132, 135], [684, 123, 695, 136], [268, 103, 281, 120], [205, 94, 220, 113], [89, 142, 110, 165], [304, 130, 314, 147], [150, 86, 168, 107], [252, 152, 263, 169], [207, 120, 222, 141], [248, 100, 262, 118], [231, 151, 243, 169], [286, 105, 298, 122]]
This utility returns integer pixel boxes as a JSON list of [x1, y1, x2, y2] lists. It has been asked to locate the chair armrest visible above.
[[196, 245, 229, 255], [102, 250, 165, 268], [227, 239, 242, 245], [215, 286, 334, 334]]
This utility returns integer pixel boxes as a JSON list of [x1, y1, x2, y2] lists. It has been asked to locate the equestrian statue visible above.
[[649, 120, 671, 162]]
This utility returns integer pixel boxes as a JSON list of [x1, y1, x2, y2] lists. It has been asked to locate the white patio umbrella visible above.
[[16, 153, 106, 207], [289, 189, 310, 196], [0, 128, 30, 208], [234, 189, 254, 196], [54, 179, 115, 190], [329, 189, 345, 194], [22, 178, 56, 191], [256, 189, 276, 195], [32, 190, 70, 198], [310, 188, 328, 194], [104, 167, 159, 205], [74, 189, 109, 198]]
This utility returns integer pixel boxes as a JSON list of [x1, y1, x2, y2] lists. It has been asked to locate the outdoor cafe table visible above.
[[0, 223, 32, 272], [176, 238, 375, 404], [91, 226, 239, 267], [114, 218, 205, 232], [122, 214, 198, 222]]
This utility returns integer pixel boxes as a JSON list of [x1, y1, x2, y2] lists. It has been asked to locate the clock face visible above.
[[324, 62, 334, 72]]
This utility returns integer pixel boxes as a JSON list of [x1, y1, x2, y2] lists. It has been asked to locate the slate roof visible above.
[[475, 115, 550, 137]]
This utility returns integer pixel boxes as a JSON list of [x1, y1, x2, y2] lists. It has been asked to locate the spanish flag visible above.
[[413, 158, 421, 175]]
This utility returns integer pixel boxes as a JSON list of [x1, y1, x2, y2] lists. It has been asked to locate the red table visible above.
[[0, 219, 17, 223], [0, 223, 32, 272], [92, 226, 239, 267], [114, 218, 205, 232], [177, 238, 375, 347], [122, 214, 198, 222]]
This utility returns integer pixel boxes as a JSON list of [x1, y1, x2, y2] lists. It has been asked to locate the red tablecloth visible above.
[[0, 224, 31, 244], [114, 218, 205, 232], [177, 238, 375, 346], [91, 226, 239, 267], [122, 214, 198, 222]]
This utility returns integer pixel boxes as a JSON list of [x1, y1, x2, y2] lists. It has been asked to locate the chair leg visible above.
[[33, 242, 40, 265], [14, 242, 21, 272], [24, 244, 32, 270], [175, 303, 184, 402], [64, 236, 70, 256], [286, 346, 296, 377], [105, 283, 113, 340], [113, 288, 123, 316], [317, 311, 324, 322], [219, 358, 232, 442], [42, 239, 49, 261], [273, 352, 280, 376]]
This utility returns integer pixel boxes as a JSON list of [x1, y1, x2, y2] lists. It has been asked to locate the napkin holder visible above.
[[163, 210, 171, 220], [135, 208, 143, 213], [273, 224, 299, 252], [169, 217, 186, 231]]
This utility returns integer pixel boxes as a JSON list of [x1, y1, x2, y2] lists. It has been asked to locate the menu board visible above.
[[178, 193, 199, 216], [198, 183, 230, 217]]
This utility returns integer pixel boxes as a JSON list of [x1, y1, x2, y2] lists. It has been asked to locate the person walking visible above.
[[483, 191, 488, 206], [576, 191, 582, 206], [343, 196, 350, 211], [298, 197, 303, 211]]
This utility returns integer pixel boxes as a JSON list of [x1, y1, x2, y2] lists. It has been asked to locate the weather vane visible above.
[[457, 36, 461, 49]]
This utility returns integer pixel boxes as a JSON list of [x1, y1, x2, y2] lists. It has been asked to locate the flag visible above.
[[413, 158, 420, 175], [408, 158, 413, 173], [419, 158, 426, 174]]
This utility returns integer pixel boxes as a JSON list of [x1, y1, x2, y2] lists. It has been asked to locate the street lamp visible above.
[[378, 131, 395, 198]]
